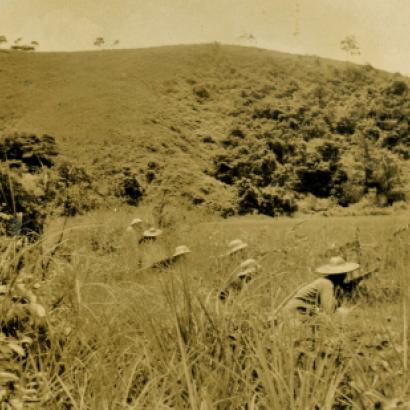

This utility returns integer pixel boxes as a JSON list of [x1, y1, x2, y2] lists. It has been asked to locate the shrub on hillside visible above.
[[193, 85, 210, 100], [213, 143, 277, 189], [213, 118, 405, 215], [365, 150, 405, 204], [113, 167, 144, 206], [335, 116, 356, 135], [291, 139, 344, 198], [0, 167, 48, 238], [0, 133, 59, 238], [237, 178, 297, 216], [384, 80, 408, 96], [54, 162, 103, 216], [259, 186, 297, 216], [337, 145, 405, 206], [0, 132, 57, 171]]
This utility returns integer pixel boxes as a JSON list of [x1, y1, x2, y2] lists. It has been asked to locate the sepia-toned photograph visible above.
[[0, 0, 409, 408]]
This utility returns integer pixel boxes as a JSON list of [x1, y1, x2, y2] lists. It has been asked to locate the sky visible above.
[[0, 0, 409, 74]]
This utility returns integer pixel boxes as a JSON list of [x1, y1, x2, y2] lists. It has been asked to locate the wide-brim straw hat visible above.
[[235, 259, 261, 278], [237, 269, 254, 278], [173, 245, 192, 257], [130, 218, 143, 227], [143, 228, 163, 238], [222, 239, 248, 257], [316, 256, 360, 276], [240, 258, 261, 271]]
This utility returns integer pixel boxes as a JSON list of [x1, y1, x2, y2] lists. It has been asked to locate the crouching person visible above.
[[219, 259, 261, 301], [150, 245, 192, 270], [281, 256, 365, 322]]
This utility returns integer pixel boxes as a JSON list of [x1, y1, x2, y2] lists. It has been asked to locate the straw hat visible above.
[[130, 218, 143, 227], [240, 258, 261, 272], [237, 258, 261, 278], [143, 228, 163, 238], [223, 239, 248, 257], [172, 245, 192, 257], [316, 256, 360, 276]]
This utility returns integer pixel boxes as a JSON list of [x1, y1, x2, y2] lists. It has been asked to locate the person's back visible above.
[[280, 256, 362, 323], [285, 277, 336, 315]]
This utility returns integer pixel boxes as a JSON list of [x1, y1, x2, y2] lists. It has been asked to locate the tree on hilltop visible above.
[[237, 33, 257, 46], [14, 37, 22, 45], [340, 35, 361, 58], [0, 35, 7, 47], [112, 39, 120, 47], [94, 37, 105, 48]]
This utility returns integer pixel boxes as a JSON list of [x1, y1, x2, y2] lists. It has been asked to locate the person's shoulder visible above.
[[311, 277, 333, 289]]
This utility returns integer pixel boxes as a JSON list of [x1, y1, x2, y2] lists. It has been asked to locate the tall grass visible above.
[[1, 210, 409, 408]]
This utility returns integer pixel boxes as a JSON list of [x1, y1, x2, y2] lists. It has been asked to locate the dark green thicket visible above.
[[54, 162, 102, 216], [211, 64, 409, 216], [113, 167, 145, 206], [0, 133, 58, 238]]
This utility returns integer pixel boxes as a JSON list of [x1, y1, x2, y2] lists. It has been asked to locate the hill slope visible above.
[[1, 44, 409, 219]]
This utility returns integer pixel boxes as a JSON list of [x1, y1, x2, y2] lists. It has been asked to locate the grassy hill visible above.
[[1, 44, 410, 221]]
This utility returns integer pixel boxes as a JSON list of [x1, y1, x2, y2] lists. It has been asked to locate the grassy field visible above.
[[1, 44, 410, 408], [1, 209, 407, 408]]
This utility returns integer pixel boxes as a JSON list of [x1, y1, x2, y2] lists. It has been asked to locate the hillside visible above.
[[1, 44, 410, 221]]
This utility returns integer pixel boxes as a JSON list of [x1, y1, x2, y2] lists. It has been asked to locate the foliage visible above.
[[207, 55, 409, 216], [0, 237, 50, 406], [54, 162, 104, 216], [0, 133, 58, 238], [1, 45, 410, 218], [94, 37, 105, 48], [340, 35, 361, 57]]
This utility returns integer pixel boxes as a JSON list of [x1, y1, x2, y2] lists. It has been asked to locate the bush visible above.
[[113, 168, 144, 206], [237, 179, 297, 216], [0, 166, 48, 238], [384, 80, 408, 96], [193, 85, 210, 99], [335, 116, 356, 135], [0, 132, 58, 171], [259, 186, 297, 216], [54, 162, 102, 216], [366, 151, 405, 204], [0, 133, 59, 238], [237, 178, 260, 214]]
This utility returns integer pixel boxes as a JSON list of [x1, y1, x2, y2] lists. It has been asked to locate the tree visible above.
[[94, 37, 105, 48], [31, 40, 39, 50], [237, 33, 257, 46], [112, 39, 120, 47], [0, 35, 7, 47], [340, 35, 361, 58], [14, 37, 22, 45]]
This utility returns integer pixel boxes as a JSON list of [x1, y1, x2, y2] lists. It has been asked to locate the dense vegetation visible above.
[[209, 63, 409, 215], [0, 45, 409, 221]]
